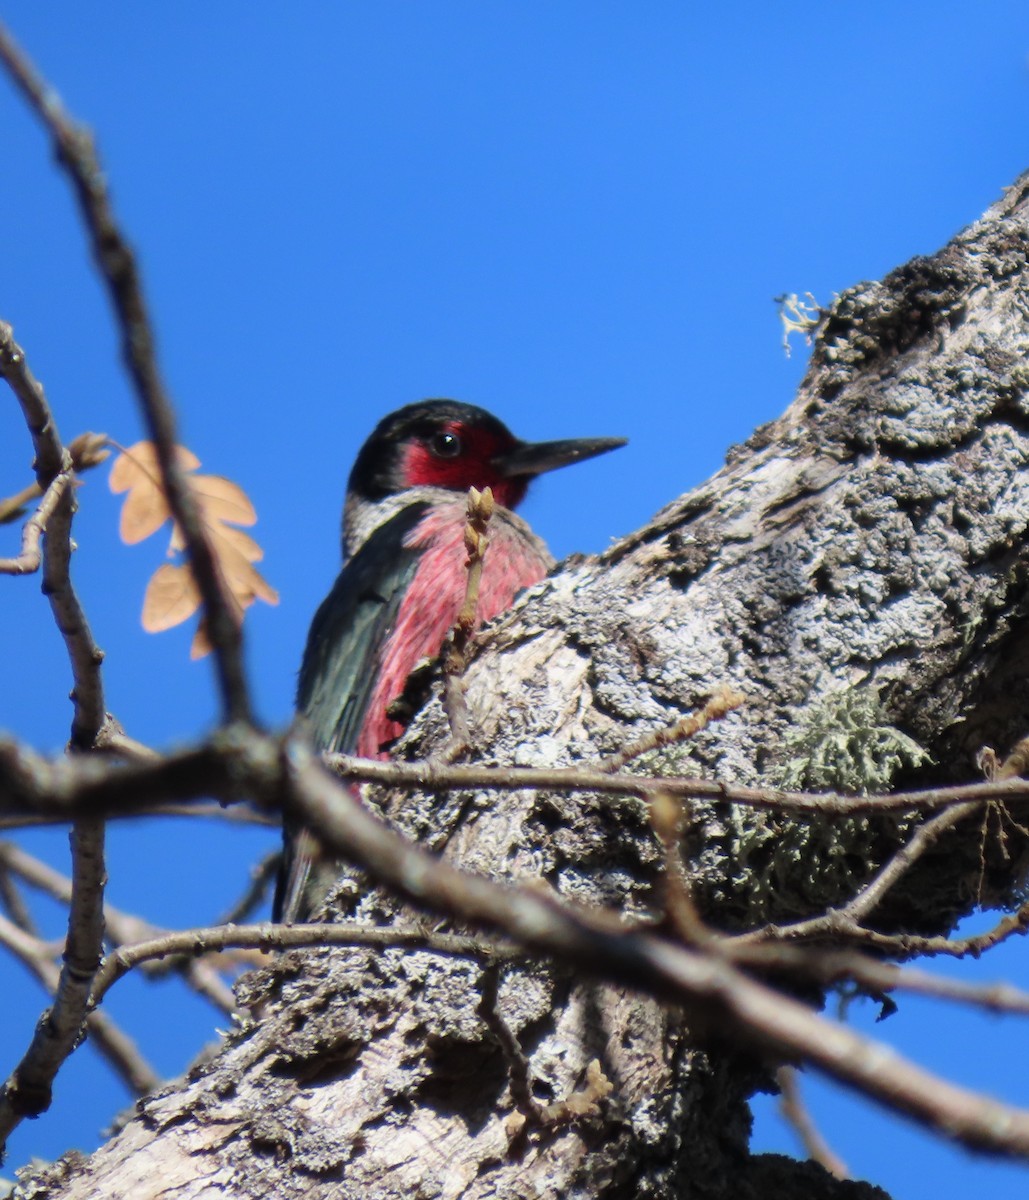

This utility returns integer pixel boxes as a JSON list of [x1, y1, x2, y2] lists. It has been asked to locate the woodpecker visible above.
[[276, 399, 625, 922]]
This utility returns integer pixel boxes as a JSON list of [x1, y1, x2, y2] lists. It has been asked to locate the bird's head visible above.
[[348, 399, 625, 511]]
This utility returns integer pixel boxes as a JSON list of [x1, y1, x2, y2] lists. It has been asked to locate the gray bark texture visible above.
[[18, 174, 1029, 1199]]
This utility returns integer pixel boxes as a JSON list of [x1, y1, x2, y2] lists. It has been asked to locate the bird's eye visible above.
[[429, 431, 462, 458]]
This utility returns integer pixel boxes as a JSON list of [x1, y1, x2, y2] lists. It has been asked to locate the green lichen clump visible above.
[[778, 688, 931, 794], [711, 689, 931, 924]]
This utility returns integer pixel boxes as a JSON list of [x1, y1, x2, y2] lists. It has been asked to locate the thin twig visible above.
[[0, 840, 252, 1016], [0, 863, 39, 936], [0, 801, 276, 831], [840, 802, 977, 924], [0, 22, 252, 727], [776, 1065, 849, 1179], [0, 321, 107, 747], [598, 686, 746, 773], [91, 920, 510, 1005], [0, 320, 64, 482], [737, 802, 979, 946], [0, 471, 73, 575], [0, 840, 152, 948], [0, 431, 108, 525], [726, 941, 1029, 1019], [1, 905, 133, 1103], [91, 722, 161, 761], [440, 486, 494, 759], [726, 894, 1029, 962], [40, 491, 106, 748], [0, 913, 158, 1098], [478, 963, 543, 1127], [917, 899, 1029, 959], [0, 317, 111, 1153], [84, 1005, 161, 1097], [179, 961, 239, 1017], [216, 851, 281, 926], [0, 819, 107, 1148], [1, 730, 1025, 824], [0, 480, 42, 526], [649, 791, 709, 943]]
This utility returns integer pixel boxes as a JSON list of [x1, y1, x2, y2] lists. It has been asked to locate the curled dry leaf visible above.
[[109, 441, 278, 658]]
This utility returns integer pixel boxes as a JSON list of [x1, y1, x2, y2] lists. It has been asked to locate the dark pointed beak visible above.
[[493, 435, 627, 479]]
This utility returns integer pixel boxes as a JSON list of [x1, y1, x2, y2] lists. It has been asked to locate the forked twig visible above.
[[0, 471, 73, 575], [0, 318, 111, 1152]]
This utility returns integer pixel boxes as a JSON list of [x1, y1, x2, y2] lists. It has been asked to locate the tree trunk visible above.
[[19, 173, 1029, 1200]]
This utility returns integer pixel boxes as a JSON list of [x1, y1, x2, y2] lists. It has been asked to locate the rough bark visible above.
[[18, 174, 1029, 1199]]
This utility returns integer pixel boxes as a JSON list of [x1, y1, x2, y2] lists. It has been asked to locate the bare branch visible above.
[[91, 722, 160, 762], [0, 471, 73, 575], [598, 686, 746, 772], [0, 318, 111, 1156], [0, 861, 38, 936], [0, 431, 108, 526], [0, 913, 158, 1099], [178, 960, 238, 1017], [776, 1065, 849, 1180], [0, 480, 43, 526], [0, 320, 64, 482], [91, 920, 509, 1006], [0, 321, 106, 746], [41, 490, 106, 748], [0, 21, 253, 727], [915, 900, 1029, 960], [0, 819, 108, 1148], [3, 728, 1027, 828], [0, 840, 152, 946], [737, 801, 981, 947], [0, 724, 1026, 857], [215, 850, 280, 926], [0, 841, 251, 1018], [280, 745, 1029, 1157], [649, 790, 709, 943], [2, 718, 1029, 1155], [727, 941, 1029, 1019]]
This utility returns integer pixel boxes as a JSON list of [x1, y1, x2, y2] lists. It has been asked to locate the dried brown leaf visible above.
[[111, 440, 277, 657], [214, 524, 265, 564], [109, 442, 201, 545], [190, 621, 213, 661], [141, 563, 202, 633], [195, 474, 257, 525], [168, 475, 257, 551], [191, 589, 246, 662], [209, 528, 280, 608]]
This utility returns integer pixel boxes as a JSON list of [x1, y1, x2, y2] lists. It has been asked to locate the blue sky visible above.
[[2, 4, 1029, 1195]]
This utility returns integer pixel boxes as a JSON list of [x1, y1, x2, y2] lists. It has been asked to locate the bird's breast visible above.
[[357, 500, 553, 758]]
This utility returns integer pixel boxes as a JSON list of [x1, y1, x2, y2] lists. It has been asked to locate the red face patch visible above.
[[400, 421, 528, 509]]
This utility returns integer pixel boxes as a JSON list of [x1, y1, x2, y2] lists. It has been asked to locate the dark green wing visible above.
[[276, 502, 427, 921]]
